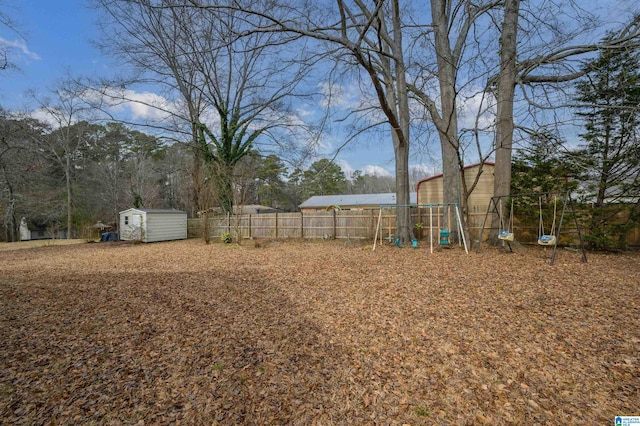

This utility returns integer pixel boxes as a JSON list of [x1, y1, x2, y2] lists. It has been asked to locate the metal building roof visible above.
[[299, 192, 417, 208]]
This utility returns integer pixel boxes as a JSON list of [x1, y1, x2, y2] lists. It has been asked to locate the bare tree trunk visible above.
[[191, 123, 203, 215], [430, 0, 463, 231], [0, 160, 15, 241], [492, 0, 520, 240], [66, 152, 72, 239], [393, 134, 412, 240], [1, 171, 17, 242], [113, 147, 119, 234], [390, 0, 413, 243]]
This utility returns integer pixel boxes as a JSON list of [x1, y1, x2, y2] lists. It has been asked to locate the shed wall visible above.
[[417, 179, 444, 204], [119, 210, 144, 241], [464, 166, 495, 216], [144, 212, 188, 242], [417, 164, 495, 229], [119, 209, 187, 242]]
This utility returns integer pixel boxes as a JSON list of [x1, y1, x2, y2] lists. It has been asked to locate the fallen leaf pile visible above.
[[0, 239, 638, 424]]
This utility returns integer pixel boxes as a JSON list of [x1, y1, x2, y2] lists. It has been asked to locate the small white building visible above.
[[119, 208, 187, 243], [19, 217, 31, 241]]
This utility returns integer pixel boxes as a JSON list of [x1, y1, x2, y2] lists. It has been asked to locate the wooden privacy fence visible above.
[[187, 204, 640, 246], [188, 208, 489, 241], [189, 210, 376, 240]]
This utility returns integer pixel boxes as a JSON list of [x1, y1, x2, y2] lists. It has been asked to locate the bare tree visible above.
[[0, 110, 45, 241], [93, 0, 316, 220], [486, 0, 520, 238], [185, 0, 418, 242], [0, 1, 25, 72], [93, 0, 210, 213], [92, 0, 639, 248], [408, 0, 500, 236], [29, 79, 95, 239], [492, 4, 640, 202]]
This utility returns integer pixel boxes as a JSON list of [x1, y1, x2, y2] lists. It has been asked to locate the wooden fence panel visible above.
[[302, 211, 334, 239], [335, 210, 377, 239], [209, 215, 229, 238], [278, 213, 303, 238], [187, 203, 640, 246], [187, 207, 589, 242], [249, 214, 277, 238]]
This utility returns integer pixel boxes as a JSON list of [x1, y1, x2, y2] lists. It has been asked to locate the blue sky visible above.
[[1, 0, 637, 182], [0, 0, 433, 181], [0, 0, 106, 107]]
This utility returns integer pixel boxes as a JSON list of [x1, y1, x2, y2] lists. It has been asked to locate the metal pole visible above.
[[550, 195, 566, 265], [429, 205, 433, 254], [476, 197, 496, 253], [455, 204, 469, 254], [373, 208, 383, 251]]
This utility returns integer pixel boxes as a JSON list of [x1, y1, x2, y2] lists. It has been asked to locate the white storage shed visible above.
[[119, 208, 187, 243]]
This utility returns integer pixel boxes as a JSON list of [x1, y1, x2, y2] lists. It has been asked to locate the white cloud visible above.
[[458, 88, 496, 131], [30, 107, 71, 129], [82, 86, 195, 127], [0, 37, 41, 60], [318, 81, 361, 110], [337, 160, 393, 179], [126, 92, 175, 120], [96, 88, 178, 121], [363, 165, 392, 177], [407, 83, 496, 132], [336, 159, 354, 178], [296, 106, 315, 118], [409, 163, 436, 178]]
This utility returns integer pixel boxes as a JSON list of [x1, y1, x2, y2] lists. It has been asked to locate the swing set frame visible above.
[[476, 191, 587, 265], [372, 203, 468, 254]]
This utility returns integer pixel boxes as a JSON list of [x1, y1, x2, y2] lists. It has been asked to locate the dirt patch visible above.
[[1, 239, 638, 424]]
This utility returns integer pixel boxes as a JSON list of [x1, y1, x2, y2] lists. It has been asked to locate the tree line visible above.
[[0, 113, 404, 241], [1, 1, 639, 249], [88, 0, 639, 245]]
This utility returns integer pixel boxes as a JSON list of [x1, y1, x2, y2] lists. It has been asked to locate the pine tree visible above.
[[572, 40, 640, 249]]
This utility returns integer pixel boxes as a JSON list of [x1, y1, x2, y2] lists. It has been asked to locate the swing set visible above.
[[372, 203, 468, 254], [476, 191, 587, 265], [538, 196, 557, 246], [498, 198, 515, 242]]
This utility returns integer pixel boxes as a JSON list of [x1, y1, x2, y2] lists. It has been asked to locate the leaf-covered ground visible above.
[[1, 239, 638, 425]]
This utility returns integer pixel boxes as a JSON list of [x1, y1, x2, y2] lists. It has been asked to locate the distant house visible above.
[[200, 204, 284, 216], [19, 218, 30, 241], [119, 208, 187, 243], [19, 217, 70, 241], [299, 192, 417, 213], [232, 205, 284, 215]]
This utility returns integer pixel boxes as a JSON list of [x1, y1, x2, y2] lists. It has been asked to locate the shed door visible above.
[[131, 214, 143, 240]]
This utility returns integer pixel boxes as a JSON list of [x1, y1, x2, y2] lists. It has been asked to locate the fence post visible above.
[[370, 209, 375, 239], [300, 211, 304, 239], [275, 212, 278, 238], [333, 209, 337, 238], [248, 214, 252, 239]]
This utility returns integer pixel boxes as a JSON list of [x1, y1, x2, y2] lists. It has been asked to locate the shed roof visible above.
[[299, 192, 417, 209], [119, 208, 186, 215]]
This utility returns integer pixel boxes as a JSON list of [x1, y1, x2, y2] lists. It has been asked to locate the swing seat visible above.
[[538, 235, 556, 246], [498, 231, 514, 242], [439, 229, 450, 245]]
